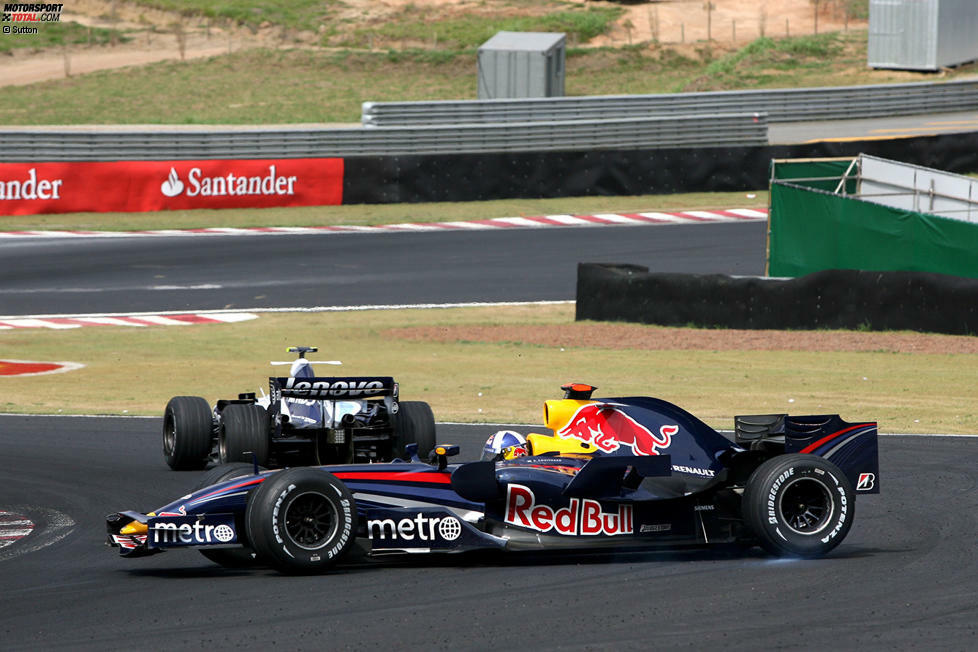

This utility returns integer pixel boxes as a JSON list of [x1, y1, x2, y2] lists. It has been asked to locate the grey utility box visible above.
[[477, 31, 566, 100], [868, 0, 978, 71]]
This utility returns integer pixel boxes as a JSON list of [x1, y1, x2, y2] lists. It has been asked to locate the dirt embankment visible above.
[[593, 0, 866, 47], [0, 0, 302, 86], [0, 0, 867, 87]]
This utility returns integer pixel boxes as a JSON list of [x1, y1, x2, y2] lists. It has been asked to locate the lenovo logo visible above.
[[283, 377, 385, 398]]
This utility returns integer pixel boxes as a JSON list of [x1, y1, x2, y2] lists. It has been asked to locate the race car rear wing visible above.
[[736, 413, 880, 494], [270, 376, 398, 400], [785, 415, 880, 494]]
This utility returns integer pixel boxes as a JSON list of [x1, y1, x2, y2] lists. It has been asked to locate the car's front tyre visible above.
[[742, 454, 854, 558], [163, 396, 213, 470], [192, 463, 264, 568], [244, 468, 357, 574]]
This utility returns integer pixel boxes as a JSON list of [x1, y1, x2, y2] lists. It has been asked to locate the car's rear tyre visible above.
[[192, 463, 264, 568], [163, 396, 213, 471], [394, 401, 436, 459], [245, 468, 357, 574], [219, 403, 270, 467], [742, 454, 854, 558]]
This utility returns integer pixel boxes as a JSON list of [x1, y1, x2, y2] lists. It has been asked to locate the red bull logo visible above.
[[556, 403, 676, 456], [505, 485, 632, 536]]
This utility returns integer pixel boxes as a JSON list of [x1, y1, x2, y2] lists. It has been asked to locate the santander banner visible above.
[[0, 158, 344, 215]]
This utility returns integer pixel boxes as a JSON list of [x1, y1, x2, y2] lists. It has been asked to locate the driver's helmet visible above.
[[481, 430, 528, 461]]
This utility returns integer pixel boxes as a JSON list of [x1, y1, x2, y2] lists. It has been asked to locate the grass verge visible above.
[[0, 190, 767, 232], [122, 0, 617, 37], [332, 8, 623, 50], [121, 0, 334, 32], [2, 32, 974, 126], [0, 21, 129, 54], [2, 304, 973, 434]]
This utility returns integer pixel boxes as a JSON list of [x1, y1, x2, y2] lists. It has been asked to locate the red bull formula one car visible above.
[[108, 384, 879, 574]]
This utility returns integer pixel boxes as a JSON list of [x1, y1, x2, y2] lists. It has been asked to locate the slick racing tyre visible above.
[[742, 454, 855, 558], [219, 403, 270, 467], [163, 396, 213, 471], [393, 401, 436, 459], [193, 463, 264, 568], [245, 468, 357, 574]]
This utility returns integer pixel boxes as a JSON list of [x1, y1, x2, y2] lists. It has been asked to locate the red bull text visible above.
[[504, 484, 632, 536]]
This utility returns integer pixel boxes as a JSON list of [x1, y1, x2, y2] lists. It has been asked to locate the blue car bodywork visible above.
[[109, 391, 879, 573]]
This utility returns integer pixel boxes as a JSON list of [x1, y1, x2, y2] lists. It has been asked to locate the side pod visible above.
[[562, 455, 672, 499]]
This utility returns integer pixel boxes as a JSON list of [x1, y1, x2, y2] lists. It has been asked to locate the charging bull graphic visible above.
[[557, 403, 676, 456]]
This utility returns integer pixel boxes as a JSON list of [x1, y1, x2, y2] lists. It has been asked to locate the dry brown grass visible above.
[[2, 304, 974, 434]]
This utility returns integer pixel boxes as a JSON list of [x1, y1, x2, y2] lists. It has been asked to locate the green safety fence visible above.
[[770, 157, 856, 191], [767, 160, 978, 279]]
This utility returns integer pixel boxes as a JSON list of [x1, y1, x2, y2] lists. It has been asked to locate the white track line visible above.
[[0, 313, 261, 330], [637, 212, 693, 223], [544, 214, 594, 225], [438, 221, 493, 230], [492, 217, 546, 227], [132, 315, 192, 326], [74, 317, 148, 327], [591, 213, 644, 224], [0, 318, 79, 329], [726, 208, 769, 218], [681, 210, 738, 221], [0, 209, 768, 239], [0, 301, 572, 323]]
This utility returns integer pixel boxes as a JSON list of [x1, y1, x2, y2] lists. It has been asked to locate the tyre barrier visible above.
[[575, 264, 978, 335], [3, 131, 978, 209], [342, 131, 978, 203]]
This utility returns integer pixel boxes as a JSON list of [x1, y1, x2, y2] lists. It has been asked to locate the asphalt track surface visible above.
[[0, 221, 766, 316], [0, 415, 976, 651], [3, 220, 975, 649]]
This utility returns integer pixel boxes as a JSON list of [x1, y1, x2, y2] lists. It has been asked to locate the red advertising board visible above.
[[0, 158, 344, 215]]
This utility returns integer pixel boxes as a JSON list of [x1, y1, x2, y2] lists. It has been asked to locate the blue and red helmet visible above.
[[481, 430, 528, 461]]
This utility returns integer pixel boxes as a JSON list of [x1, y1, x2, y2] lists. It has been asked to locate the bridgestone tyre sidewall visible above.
[[193, 463, 264, 568], [395, 401, 436, 458], [245, 468, 357, 574], [743, 454, 855, 558], [219, 403, 270, 466], [163, 396, 213, 471]]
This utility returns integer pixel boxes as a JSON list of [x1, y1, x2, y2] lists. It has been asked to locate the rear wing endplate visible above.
[[785, 416, 880, 494]]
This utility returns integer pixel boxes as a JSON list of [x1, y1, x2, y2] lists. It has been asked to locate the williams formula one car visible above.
[[114, 384, 879, 573], [162, 346, 435, 471]]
